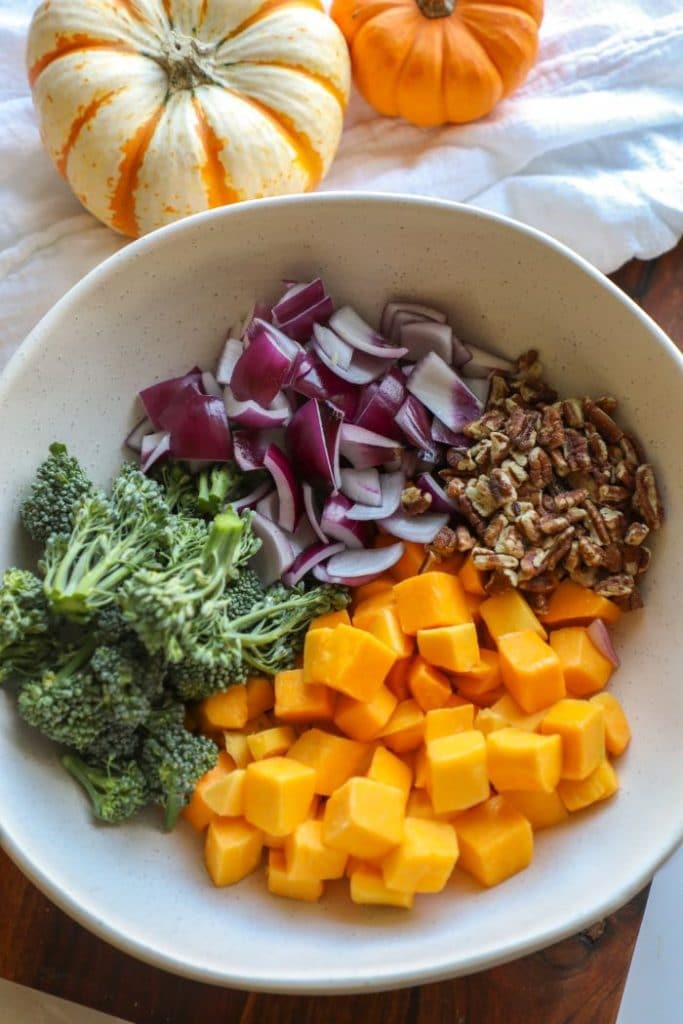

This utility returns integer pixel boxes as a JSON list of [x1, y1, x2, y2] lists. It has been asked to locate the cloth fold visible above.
[[1, 0, 682, 364]]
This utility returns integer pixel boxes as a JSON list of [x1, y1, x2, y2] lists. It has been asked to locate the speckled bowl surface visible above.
[[1, 194, 681, 993]]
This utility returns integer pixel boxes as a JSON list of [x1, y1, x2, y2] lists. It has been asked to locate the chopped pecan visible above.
[[543, 526, 576, 572], [525, 591, 550, 615], [564, 428, 592, 472], [517, 508, 543, 544], [594, 573, 635, 599], [569, 565, 599, 588], [578, 536, 604, 567], [472, 548, 520, 573], [565, 539, 581, 574], [620, 435, 643, 466], [401, 486, 432, 516], [585, 427, 609, 467], [537, 404, 565, 449], [613, 461, 635, 490], [472, 439, 493, 471], [501, 458, 529, 485], [488, 467, 518, 506], [487, 374, 510, 408], [622, 544, 651, 577], [566, 506, 588, 524], [601, 543, 624, 574], [539, 512, 570, 536], [598, 484, 630, 505], [454, 524, 477, 552], [600, 507, 626, 542], [518, 572, 560, 593], [519, 547, 549, 580], [583, 399, 623, 443], [514, 349, 542, 379], [552, 488, 589, 512], [528, 446, 554, 488], [633, 464, 664, 531], [428, 525, 458, 560], [624, 521, 649, 546], [561, 398, 585, 428], [613, 587, 644, 612], [495, 524, 526, 560], [584, 499, 611, 545], [446, 477, 487, 532], [550, 448, 571, 478], [482, 512, 508, 548], [489, 431, 512, 463], [466, 476, 499, 518], [507, 407, 539, 451], [595, 396, 618, 414]]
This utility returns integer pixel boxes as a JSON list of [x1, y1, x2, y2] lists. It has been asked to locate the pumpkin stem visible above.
[[156, 31, 216, 93], [417, 0, 455, 17]]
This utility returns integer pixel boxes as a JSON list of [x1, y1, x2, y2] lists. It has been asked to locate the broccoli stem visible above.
[[62, 752, 112, 820]]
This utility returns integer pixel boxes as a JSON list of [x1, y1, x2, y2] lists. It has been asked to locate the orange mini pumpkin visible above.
[[332, 0, 543, 127]]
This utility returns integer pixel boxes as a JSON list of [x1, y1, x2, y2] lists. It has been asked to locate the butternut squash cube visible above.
[[465, 592, 485, 622], [424, 703, 475, 743], [287, 728, 371, 796], [540, 580, 622, 627], [549, 627, 614, 697], [379, 699, 425, 754], [334, 685, 398, 742], [349, 863, 414, 908], [453, 794, 533, 887], [303, 625, 396, 700], [246, 725, 296, 761], [426, 730, 489, 814], [413, 744, 429, 788], [408, 657, 453, 712], [382, 816, 459, 894], [284, 819, 347, 881], [274, 668, 336, 723], [390, 540, 428, 582], [480, 589, 547, 642], [473, 706, 509, 736], [590, 693, 632, 756], [417, 623, 480, 673], [353, 576, 395, 606], [366, 745, 412, 804], [204, 818, 263, 887], [202, 768, 246, 818], [353, 604, 414, 660], [267, 849, 323, 902], [322, 777, 405, 859], [489, 693, 547, 732], [222, 730, 252, 769], [452, 649, 501, 696], [486, 728, 562, 793], [393, 572, 472, 635], [385, 657, 412, 701], [199, 686, 248, 731], [459, 551, 487, 596], [182, 751, 234, 831], [502, 789, 569, 830], [406, 788, 438, 820], [540, 698, 605, 780], [244, 757, 316, 837], [245, 676, 275, 719], [307, 608, 352, 631], [558, 758, 619, 812], [497, 630, 566, 713]]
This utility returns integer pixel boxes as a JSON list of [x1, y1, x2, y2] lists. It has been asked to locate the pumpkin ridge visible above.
[[239, 60, 347, 112], [118, 0, 146, 23], [56, 87, 123, 178], [192, 96, 242, 207], [455, 3, 539, 95], [28, 34, 138, 88], [109, 102, 165, 237], [217, 0, 325, 48]]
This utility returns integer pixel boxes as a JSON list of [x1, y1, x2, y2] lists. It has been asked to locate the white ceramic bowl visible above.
[[1, 194, 682, 993]]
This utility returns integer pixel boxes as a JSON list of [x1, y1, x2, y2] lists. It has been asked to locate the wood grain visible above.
[[2, 236, 681, 1024]]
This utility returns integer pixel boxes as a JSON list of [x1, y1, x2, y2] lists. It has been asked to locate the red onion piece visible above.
[[460, 343, 514, 379], [379, 509, 449, 543], [326, 542, 405, 581], [407, 352, 483, 433], [451, 336, 474, 370], [381, 301, 447, 339], [224, 388, 292, 429], [395, 395, 438, 459], [277, 295, 334, 342], [232, 430, 270, 471], [339, 423, 402, 469], [399, 321, 453, 364], [321, 493, 372, 550], [313, 323, 354, 370], [313, 336, 390, 385], [587, 619, 621, 669], [158, 382, 233, 461], [347, 471, 405, 521], [256, 490, 280, 521], [230, 320, 300, 407], [292, 355, 359, 416], [415, 472, 458, 513], [286, 399, 342, 490], [125, 416, 153, 453], [353, 371, 406, 441], [329, 306, 408, 359], [431, 418, 470, 447], [201, 370, 223, 399], [139, 367, 203, 429], [215, 338, 243, 386], [464, 376, 491, 406], [262, 444, 303, 533], [339, 467, 382, 507], [302, 483, 329, 543], [282, 541, 346, 587], [242, 303, 273, 340], [272, 278, 325, 325], [249, 512, 296, 586], [140, 431, 171, 473], [230, 481, 274, 512]]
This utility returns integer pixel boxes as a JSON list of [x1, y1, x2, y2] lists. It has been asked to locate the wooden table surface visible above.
[[2, 237, 682, 1024]]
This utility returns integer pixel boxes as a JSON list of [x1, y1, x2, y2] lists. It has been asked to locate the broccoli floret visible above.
[[20, 443, 94, 544], [17, 641, 103, 752], [0, 568, 51, 655], [121, 508, 261, 662], [90, 645, 153, 729], [82, 721, 142, 765], [155, 460, 256, 518], [62, 752, 148, 824], [197, 464, 242, 516], [221, 568, 265, 619], [42, 462, 172, 621], [169, 650, 248, 702], [152, 462, 201, 516], [140, 705, 217, 830]]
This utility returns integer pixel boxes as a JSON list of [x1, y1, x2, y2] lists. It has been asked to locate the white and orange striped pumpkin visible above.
[[27, 0, 351, 237]]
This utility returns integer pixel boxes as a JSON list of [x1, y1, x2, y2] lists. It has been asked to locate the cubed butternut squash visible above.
[[540, 698, 605, 780], [486, 728, 563, 793], [382, 816, 459, 894], [307, 608, 352, 631], [222, 730, 252, 769], [480, 589, 547, 642], [549, 627, 614, 697], [497, 630, 566, 713], [390, 540, 428, 582], [303, 625, 396, 700], [322, 777, 405, 859], [417, 623, 480, 673], [284, 819, 348, 881], [590, 693, 632, 756], [424, 704, 475, 743], [287, 728, 371, 796], [558, 758, 619, 812], [489, 693, 547, 732], [334, 686, 398, 742], [352, 604, 414, 660], [244, 757, 317, 837], [274, 668, 336, 723], [379, 699, 425, 754], [267, 848, 324, 902], [182, 750, 235, 831], [405, 788, 439, 820], [349, 863, 414, 908], [353, 576, 395, 606], [385, 657, 412, 701], [366, 745, 413, 804], [393, 573, 472, 635], [245, 676, 275, 719], [204, 817, 263, 886], [459, 551, 487, 596], [540, 580, 622, 627], [246, 725, 296, 761], [199, 686, 248, 731], [453, 795, 533, 887], [473, 706, 509, 736], [202, 768, 246, 818], [408, 657, 453, 712], [426, 730, 489, 814]]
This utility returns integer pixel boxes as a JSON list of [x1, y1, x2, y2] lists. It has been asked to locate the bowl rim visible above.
[[1, 191, 682, 993]]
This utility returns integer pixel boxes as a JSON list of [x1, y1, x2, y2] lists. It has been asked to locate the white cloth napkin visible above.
[[1, 0, 682, 362]]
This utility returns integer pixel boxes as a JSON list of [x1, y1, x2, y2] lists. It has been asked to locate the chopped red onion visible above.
[[399, 321, 453, 364], [302, 483, 329, 542], [321, 493, 372, 549], [587, 619, 621, 669], [313, 336, 391, 385], [215, 338, 243, 386], [460, 343, 514, 379], [272, 278, 325, 325], [464, 376, 491, 406], [339, 423, 402, 469], [125, 416, 153, 453], [339, 467, 382, 507], [395, 395, 438, 459], [286, 399, 342, 490], [262, 444, 303, 533], [158, 382, 233, 461], [256, 490, 280, 521], [329, 306, 408, 359], [230, 320, 301, 407], [139, 367, 203, 429], [313, 323, 354, 370], [249, 512, 296, 586], [431, 418, 470, 447], [451, 336, 474, 370], [407, 352, 483, 433], [379, 509, 449, 543], [381, 301, 447, 339], [415, 472, 458, 513], [326, 543, 405, 581], [347, 471, 405, 521], [201, 370, 223, 399], [140, 431, 171, 473], [230, 481, 274, 512], [224, 387, 292, 429], [282, 541, 346, 587], [353, 371, 405, 441], [277, 295, 334, 342]]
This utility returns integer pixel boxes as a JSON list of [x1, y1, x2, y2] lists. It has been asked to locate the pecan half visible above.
[[594, 573, 635, 598], [633, 464, 664, 531], [401, 486, 432, 516]]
